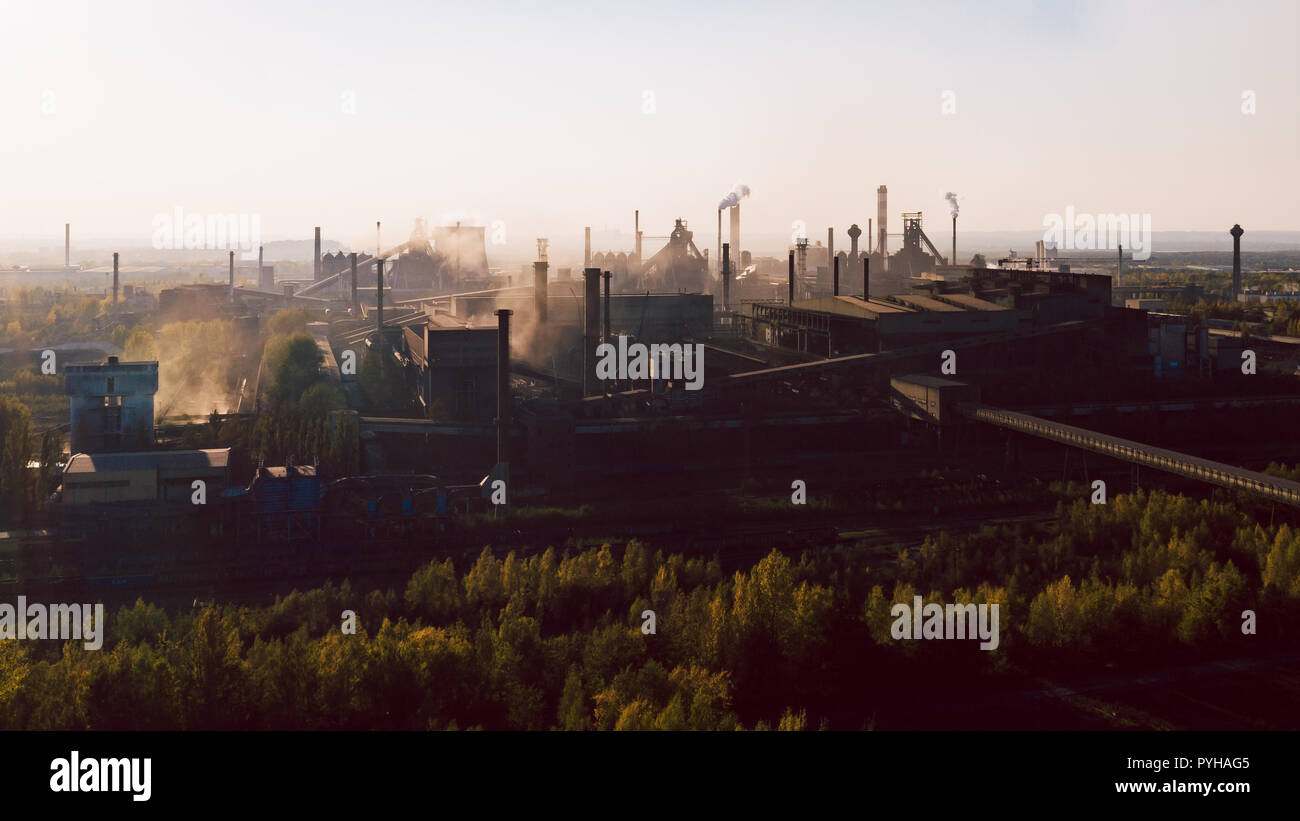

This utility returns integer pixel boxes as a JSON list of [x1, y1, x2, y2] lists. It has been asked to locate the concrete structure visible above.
[[65, 357, 158, 453], [891, 374, 980, 426], [1231, 224, 1244, 298], [401, 315, 499, 420], [60, 448, 230, 505]]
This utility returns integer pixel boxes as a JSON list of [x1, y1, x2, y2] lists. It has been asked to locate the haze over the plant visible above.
[[4, 0, 1297, 254]]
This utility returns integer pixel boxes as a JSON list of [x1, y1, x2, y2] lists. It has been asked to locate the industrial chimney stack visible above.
[[877, 186, 888, 271], [730, 205, 741, 264], [112, 252, 119, 305], [952, 216, 957, 268], [583, 268, 601, 396], [259, 245, 267, 290], [584, 227, 592, 268], [350, 252, 359, 314], [833, 255, 840, 297], [314, 227, 322, 281], [228, 250, 235, 298], [787, 251, 795, 306], [1230, 224, 1244, 298], [534, 260, 549, 325], [722, 242, 731, 311], [376, 257, 385, 349], [495, 308, 512, 482]]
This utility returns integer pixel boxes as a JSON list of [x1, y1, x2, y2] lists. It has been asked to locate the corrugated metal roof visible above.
[[64, 448, 231, 474], [939, 293, 1009, 311]]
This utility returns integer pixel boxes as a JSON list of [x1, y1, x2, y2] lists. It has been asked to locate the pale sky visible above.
[[3, 0, 1297, 254]]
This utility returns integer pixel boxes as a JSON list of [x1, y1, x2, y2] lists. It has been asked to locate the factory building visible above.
[[401, 315, 499, 420], [65, 357, 158, 453], [58, 448, 232, 506], [248, 462, 323, 543], [740, 293, 1022, 357]]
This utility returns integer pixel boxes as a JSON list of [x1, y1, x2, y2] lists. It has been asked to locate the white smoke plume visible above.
[[945, 192, 960, 219], [718, 183, 752, 210]]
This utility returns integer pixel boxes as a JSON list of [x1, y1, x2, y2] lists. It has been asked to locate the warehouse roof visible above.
[[64, 448, 231, 475]]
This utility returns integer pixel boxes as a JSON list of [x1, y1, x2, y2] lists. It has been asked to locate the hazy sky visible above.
[[4, 0, 1297, 255]]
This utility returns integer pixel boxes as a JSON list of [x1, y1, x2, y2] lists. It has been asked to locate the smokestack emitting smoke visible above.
[[1231, 224, 1244, 297], [112, 252, 119, 304], [719, 184, 750, 262], [583, 268, 600, 396], [65, 223, 69, 268], [584, 227, 591, 268], [314, 227, 321, 280]]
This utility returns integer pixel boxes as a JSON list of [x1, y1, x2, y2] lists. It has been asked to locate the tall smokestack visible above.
[[863, 257, 870, 302], [877, 186, 888, 271], [64, 223, 70, 268], [376, 257, 385, 350], [112, 252, 119, 304], [827, 227, 834, 278], [722, 242, 731, 311], [868, 218, 873, 254], [730, 205, 741, 262], [602, 271, 612, 343], [788, 251, 795, 306], [495, 308, 512, 474], [583, 268, 601, 396], [584, 227, 591, 268], [534, 260, 548, 324], [833, 255, 840, 296], [350, 252, 359, 314], [952, 216, 957, 267], [717, 209, 723, 275], [228, 250, 235, 297], [314, 227, 321, 281], [1117, 244, 1123, 288], [1231, 224, 1244, 298], [258, 245, 266, 290]]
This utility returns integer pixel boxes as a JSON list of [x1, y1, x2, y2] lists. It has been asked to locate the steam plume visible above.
[[718, 183, 752, 210], [944, 191, 959, 219]]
